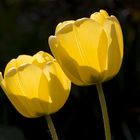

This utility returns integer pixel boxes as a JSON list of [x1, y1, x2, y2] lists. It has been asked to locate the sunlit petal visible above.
[[56, 19, 103, 72], [110, 16, 123, 58], [100, 10, 109, 18], [49, 36, 84, 85], [55, 20, 75, 34], [103, 18, 122, 80], [90, 12, 105, 25], [42, 60, 70, 114]]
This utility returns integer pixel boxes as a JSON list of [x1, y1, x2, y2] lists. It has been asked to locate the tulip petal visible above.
[[34, 51, 54, 62], [4, 55, 33, 77], [42, 61, 71, 114], [90, 12, 105, 25], [0, 72, 32, 117], [37, 71, 52, 103], [19, 64, 51, 102], [110, 16, 123, 58], [56, 19, 103, 72], [32, 51, 54, 69], [99, 10, 109, 18], [4, 64, 52, 116], [4, 59, 16, 77], [103, 18, 122, 80], [16, 55, 33, 66], [97, 29, 108, 74], [55, 20, 74, 34], [0, 72, 8, 95], [9, 94, 37, 118], [4, 67, 38, 116], [49, 36, 84, 85], [77, 66, 102, 85]]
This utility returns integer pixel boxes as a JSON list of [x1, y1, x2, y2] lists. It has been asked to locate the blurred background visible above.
[[0, 0, 140, 140]]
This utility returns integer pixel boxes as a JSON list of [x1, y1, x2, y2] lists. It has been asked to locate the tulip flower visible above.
[[49, 10, 123, 140], [49, 10, 123, 86], [0, 51, 71, 118]]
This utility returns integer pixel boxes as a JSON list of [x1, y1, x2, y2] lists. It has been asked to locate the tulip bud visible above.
[[0, 51, 71, 118], [49, 10, 123, 86]]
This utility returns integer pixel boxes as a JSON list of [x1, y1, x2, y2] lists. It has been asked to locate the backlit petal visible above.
[[97, 29, 108, 75], [90, 12, 105, 25], [56, 18, 103, 72], [20, 64, 51, 102], [55, 20, 74, 34], [4, 55, 33, 77], [4, 64, 52, 116], [16, 55, 33, 66], [42, 60, 71, 114], [32, 51, 54, 69], [4, 59, 16, 77], [103, 18, 122, 80], [0, 72, 32, 117], [110, 16, 123, 58], [49, 36, 84, 85], [100, 10, 109, 18]]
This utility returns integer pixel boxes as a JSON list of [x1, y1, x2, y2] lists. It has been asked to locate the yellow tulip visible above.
[[49, 10, 123, 86], [0, 51, 71, 118]]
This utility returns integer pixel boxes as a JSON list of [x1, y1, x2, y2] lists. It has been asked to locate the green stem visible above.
[[96, 83, 111, 140], [45, 115, 59, 140]]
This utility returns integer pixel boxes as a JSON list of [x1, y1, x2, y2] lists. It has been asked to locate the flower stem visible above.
[[96, 83, 111, 140], [45, 115, 59, 140]]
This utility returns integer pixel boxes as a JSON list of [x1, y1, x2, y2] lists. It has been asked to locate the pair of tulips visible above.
[[0, 10, 123, 118]]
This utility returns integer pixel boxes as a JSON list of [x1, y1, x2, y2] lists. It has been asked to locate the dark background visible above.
[[0, 0, 140, 140]]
